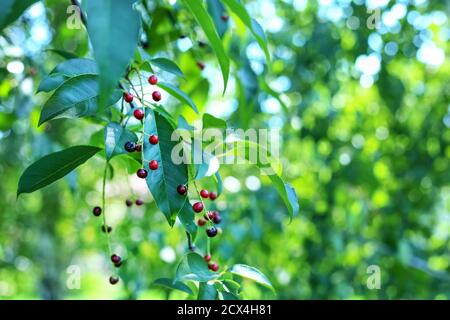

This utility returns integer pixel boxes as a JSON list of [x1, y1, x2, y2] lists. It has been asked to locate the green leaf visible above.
[[222, 0, 270, 63], [157, 82, 199, 114], [17, 146, 101, 196], [213, 172, 223, 196], [203, 113, 227, 129], [176, 253, 218, 282], [229, 264, 274, 290], [45, 49, 79, 60], [152, 278, 193, 295], [0, 0, 38, 32], [38, 75, 121, 126], [181, 0, 230, 93], [198, 283, 218, 300], [38, 58, 98, 93], [85, 0, 141, 109], [268, 175, 299, 219], [150, 57, 184, 78], [207, 0, 228, 38], [178, 199, 197, 240], [104, 122, 138, 160], [143, 108, 188, 226]]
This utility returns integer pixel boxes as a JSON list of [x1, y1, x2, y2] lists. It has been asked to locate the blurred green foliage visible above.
[[1, 0, 449, 299]]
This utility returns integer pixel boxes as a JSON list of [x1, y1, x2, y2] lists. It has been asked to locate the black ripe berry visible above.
[[200, 189, 209, 199], [102, 225, 112, 233], [149, 134, 159, 145], [92, 206, 102, 216], [221, 14, 229, 22], [198, 40, 206, 48], [135, 199, 144, 206], [134, 144, 142, 152], [133, 108, 144, 120], [148, 75, 158, 85], [193, 202, 204, 213], [111, 254, 121, 264], [206, 226, 218, 237], [204, 255, 212, 262], [124, 141, 136, 152], [109, 276, 119, 285], [209, 192, 217, 200], [177, 184, 187, 196], [197, 219, 206, 226], [125, 199, 133, 207], [123, 92, 133, 103], [213, 213, 222, 224], [149, 160, 158, 170], [137, 168, 148, 179], [208, 262, 219, 272], [152, 91, 162, 102]]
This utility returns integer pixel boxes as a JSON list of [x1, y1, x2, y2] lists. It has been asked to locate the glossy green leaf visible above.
[[198, 283, 218, 300], [38, 58, 98, 93], [45, 49, 79, 60], [203, 113, 227, 129], [222, 0, 270, 63], [143, 108, 188, 226], [178, 199, 197, 240], [157, 82, 199, 114], [152, 278, 193, 295], [0, 0, 38, 32], [85, 0, 141, 109], [181, 0, 229, 93], [38, 74, 121, 125], [268, 175, 299, 219], [213, 172, 223, 196], [17, 146, 101, 196], [176, 253, 218, 282], [229, 264, 273, 290], [150, 57, 184, 78], [207, 0, 228, 38], [104, 122, 138, 160]]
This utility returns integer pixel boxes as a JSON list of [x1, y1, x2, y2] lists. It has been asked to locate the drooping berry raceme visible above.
[[149, 160, 158, 170], [209, 192, 217, 200], [148, 75, 158, 85], [206, 226, 218, 237], [152, 91, 162, 102], [135, 199, 144, 206], [124, 141, 136, 152], [136, 168, 148, 179], [134, 144, 142, 152], [177, 184, 187, 195], [123, 92, 133, 103], [133, 108, 144, 120], [200, 189, 209, 199], [109, 276, 119, 285], [125, 199, 133, 207], [92, 206, 102, 216], [149, 135, 159, 145], [193, 202, 204, 213]]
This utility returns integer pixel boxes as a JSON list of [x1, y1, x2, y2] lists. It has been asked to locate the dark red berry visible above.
[[206, 226, 218, 237], [124, 141, 136, 152], [135, 199, 144, 206], [209, 192, 217, 200], [200, 189, 209, 199], [209, 262, 219, 272], [152, 91, 161, 102], [148, 75, 158, 85], [92, 206, 102, 216], [125, 199, 133, 207], [133, 108, 144, 120], [197, 219, 206, 226], [149, 135, 159, 145], [134, 144, 142, 152], [102, 225, 112, 233], [111, 254, 121, 264], [205, 211, 215, 220], [221, 15, 229, 21], [123, 92, 133, 103], [109, 276, 119, 285], [213, 214, 222, 224], [204, 255, 212, 262], [137, 168, 148, 179], [197, 61, 205, 70], [193, 202, 204, 213], [177, 184, 187, 195], [149, 160, 158, 170]]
